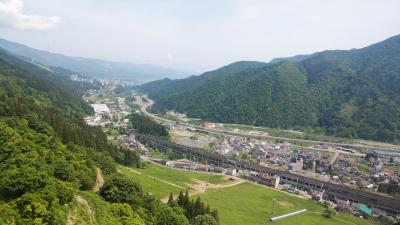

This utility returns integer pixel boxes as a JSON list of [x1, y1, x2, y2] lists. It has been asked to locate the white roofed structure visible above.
[[90, 104, 109, 114]]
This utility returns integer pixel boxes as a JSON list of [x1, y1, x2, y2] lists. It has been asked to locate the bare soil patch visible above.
[[278, 200, 294, 208]]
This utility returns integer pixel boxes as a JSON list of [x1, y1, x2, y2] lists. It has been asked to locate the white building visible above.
[[91, 104, 109, 114]]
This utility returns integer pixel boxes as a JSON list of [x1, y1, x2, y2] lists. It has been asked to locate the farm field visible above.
[[118, 163, 230, 198], [193, 182, 377, 225]]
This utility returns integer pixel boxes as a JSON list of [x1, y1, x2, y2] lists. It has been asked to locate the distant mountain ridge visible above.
[[269, 54, 313, 64], [0, 38, 189, 80], [138, 34, 400, 143]]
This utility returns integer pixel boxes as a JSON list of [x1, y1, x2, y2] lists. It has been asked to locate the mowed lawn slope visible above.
[[195, 182, 377, 225], [118, 163, 229, 198]]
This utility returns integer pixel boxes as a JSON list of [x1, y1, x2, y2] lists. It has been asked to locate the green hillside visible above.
[[138, 35, 400, 143], [0, 48, 217, 225], [0, 38, 188, 80]]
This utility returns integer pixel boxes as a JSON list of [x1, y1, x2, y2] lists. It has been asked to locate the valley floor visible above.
[[119, 162, 377, 225]]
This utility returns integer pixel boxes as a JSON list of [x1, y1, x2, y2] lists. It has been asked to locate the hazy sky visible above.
[[1, 0, 400, 72]]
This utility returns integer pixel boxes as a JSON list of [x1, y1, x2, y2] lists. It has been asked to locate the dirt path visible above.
[[66, 195, 95, 225], [65, 209, 77, 225], [76, 195, 95, 224], [160, 178, 244, 203], [147, 174, 186, 189], [186, 178, 245, 196], [121, 165, 185, 189], [92, 167, 104, 193], [124, 166, 142, 174], [330, 151, 340, 165], [67, 168, 102, 224]]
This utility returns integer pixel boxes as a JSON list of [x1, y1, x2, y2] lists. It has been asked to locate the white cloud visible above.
[[0, 0, 59, 30]]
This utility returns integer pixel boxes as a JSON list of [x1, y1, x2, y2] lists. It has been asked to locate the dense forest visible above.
[[127, 113, 169, 137], [0, 48, 217, 225], [138, 35, 400, 143]]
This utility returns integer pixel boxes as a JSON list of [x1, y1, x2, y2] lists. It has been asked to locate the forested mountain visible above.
[[269, 54, 313, 64], [138, 35, 400, 143], [0, 38, 189, 80], [0, 48, 218, 224]]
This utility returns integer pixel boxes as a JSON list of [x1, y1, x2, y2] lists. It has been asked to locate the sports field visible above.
[[194, 182, 377, 225], [118, 163, 230, 198], [120, 163, 377, 225]]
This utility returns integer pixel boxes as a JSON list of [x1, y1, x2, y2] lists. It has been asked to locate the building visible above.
[[289, 158, 303, 173], [358, 203, 372, 217], [227, 168, 237, 176], [336, 199, 352, 213], [90, 104, 109, 114]]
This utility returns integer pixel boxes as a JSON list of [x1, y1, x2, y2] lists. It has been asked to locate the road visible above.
[[133, 95, 399, 153], [330, 151, 340, 165]]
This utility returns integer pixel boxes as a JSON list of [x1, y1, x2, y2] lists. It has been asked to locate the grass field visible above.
[[118, 163, 229, 198], [148, 148, 171, 160], [120, 162, 378, 225], [194, 182, 377, 225]]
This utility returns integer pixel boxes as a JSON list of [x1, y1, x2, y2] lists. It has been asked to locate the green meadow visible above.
[[118, 163, 228, 198], [194, 182, 377, 225], [120, 162, 378, 225]]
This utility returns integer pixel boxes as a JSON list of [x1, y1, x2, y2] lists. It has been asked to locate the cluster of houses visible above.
[[85, 103, 130, 128], [70, 74, 96, 83], [310, 190, 399, 221], [111, 134, 139, 150], [85, 103, 111, 126], [213, 134, 400, 194], [214, 136, 290, 156], [84, 90, 131, 129]]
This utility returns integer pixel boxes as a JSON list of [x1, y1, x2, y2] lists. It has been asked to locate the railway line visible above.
[[134, 132, 400, 216], [135, 95, 400, 153]]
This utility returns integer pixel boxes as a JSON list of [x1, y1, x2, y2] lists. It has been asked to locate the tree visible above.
[[124, 149, 141, 167], [184, 191, 190, 208], [323, 207, 336, 218], [191, 214, 218, 225], [194, 197, 202, 216], [138, 37, 400, 143], [110, 203, 145, 225], [100, 175, 143, 207], [167, 192, 174, 206], [177, 191, 185, 206], [206, 205, 210, 214], [211, 209, 219, 223]]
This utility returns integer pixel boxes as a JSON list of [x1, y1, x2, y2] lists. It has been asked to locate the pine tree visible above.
[[194, 197, 202, 217], [167, 192, 174, 206], [183, 190, 190, 208], [211, 209, 219, 223], [177, 191, 184, 206], [200, 201, 206, 215], [187, 199, 195, 219]]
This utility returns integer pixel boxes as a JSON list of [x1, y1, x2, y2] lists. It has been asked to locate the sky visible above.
[[0, 0, 400, 73]]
